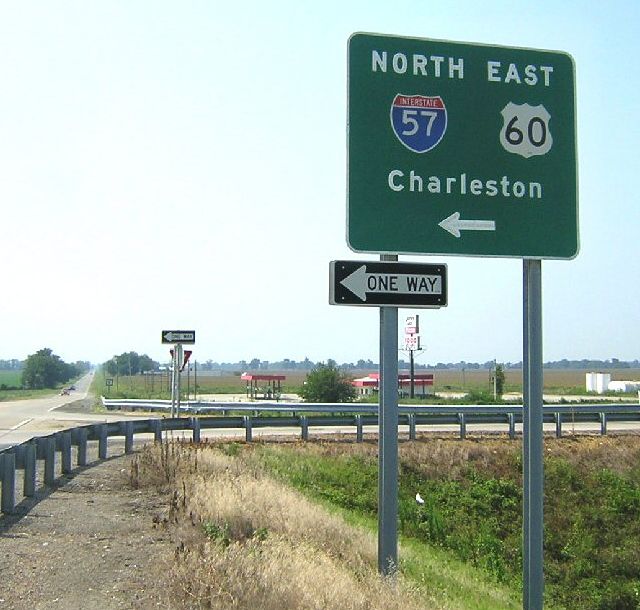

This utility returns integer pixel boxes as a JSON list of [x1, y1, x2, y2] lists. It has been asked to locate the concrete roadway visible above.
[[0, 373, 141, 451]]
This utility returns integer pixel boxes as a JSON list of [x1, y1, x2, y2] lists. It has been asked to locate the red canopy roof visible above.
[[241, 373, 286, 381]]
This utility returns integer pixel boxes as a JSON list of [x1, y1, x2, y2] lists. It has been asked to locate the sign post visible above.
[[162, 330, 195, 417], [523, 259, 544, 609], [378, 254, 399, 575], [404, 315, 421, 398]]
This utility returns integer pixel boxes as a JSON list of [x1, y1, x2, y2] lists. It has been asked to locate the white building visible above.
[[608, 380, 640, 393], [586, 372, 640, 394], [585, 372, 611, 394]]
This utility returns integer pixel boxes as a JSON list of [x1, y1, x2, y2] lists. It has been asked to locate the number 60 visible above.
[[505, 115, 547, 147]]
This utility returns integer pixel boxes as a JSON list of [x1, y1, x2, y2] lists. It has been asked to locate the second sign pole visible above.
[[378, 254, 399, 575]]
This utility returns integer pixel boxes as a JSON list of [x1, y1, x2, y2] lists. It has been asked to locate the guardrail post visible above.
[[508, 413, 516, 440], [24, 442, 37, 497], [13, 444, 26, 469], [77, 428, 88, 467], [98, 424, 108, 460], [355, 415, 363, 443], [123, 421, 134, 454], [1, 452, 16, 514], [243, 416, 253, 443], [43, 437, 56, 486], [458, 413, 466, 440], [555, 413, 563, 439], [300, 416, 309, 441], [600, 412, 607, 436], [61, 432, 72, 474], [151, 419, 162, 443], [408, 414, 416, 441], [191, 417, 201, 443]]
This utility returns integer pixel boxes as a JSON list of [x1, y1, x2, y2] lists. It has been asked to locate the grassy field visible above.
[[232, 436, 640, 610], [0, 369, 68, 401], [134, 436, 640, 609], [0, 370, 21, 388], [94, 367, 640, 400], [0, 369, 90, 401], [132, 441, 522, 610]]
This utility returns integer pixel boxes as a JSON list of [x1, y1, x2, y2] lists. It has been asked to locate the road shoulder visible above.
[[0, 455, 173, 609]]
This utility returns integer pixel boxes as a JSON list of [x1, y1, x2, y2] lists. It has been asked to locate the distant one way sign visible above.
[[161, 330, 196, 344]]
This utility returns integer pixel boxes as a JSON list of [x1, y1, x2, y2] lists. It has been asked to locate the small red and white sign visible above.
[[405, 315, 420, 335], [405, 335, 421, 351]]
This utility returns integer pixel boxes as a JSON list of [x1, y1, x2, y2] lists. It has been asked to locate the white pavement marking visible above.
[[0, 418, 34, 439]]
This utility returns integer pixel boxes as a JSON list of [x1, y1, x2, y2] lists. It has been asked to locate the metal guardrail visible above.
[[1, 401, 639, 515]]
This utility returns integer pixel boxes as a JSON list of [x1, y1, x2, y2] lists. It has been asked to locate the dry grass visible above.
[[247, 434, 640, 483], [131, 442, 433, 610]]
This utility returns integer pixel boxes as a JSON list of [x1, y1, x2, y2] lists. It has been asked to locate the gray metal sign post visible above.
[[162, 330, 194, 418], [174, 343, 183, 417], [523, 259, 544, 609], [378, 254, 399, 576]]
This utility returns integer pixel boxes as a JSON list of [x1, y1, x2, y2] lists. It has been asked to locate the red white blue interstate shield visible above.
[[390, 94, 447, 153]]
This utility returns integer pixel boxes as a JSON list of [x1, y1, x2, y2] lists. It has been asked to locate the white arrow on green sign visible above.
[[438, 212, 496, 238]]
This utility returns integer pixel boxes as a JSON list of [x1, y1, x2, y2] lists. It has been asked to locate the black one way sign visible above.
[[161, 330, 196, 344], [329, 260, 447, 308]]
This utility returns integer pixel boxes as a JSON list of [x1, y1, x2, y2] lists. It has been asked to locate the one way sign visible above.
[[329, 261, 447, 308], [161, 330, 196, 344]]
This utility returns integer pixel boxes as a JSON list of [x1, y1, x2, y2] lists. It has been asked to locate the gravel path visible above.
[[0, 455, 174, 609]]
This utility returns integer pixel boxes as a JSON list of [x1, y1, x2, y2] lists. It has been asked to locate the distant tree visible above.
[[103, 352, 158, 376], [22, 348, 78, 389], [138, 354, 157, 373], [0, 359, 23, 370], [300, 362, 356, 403]]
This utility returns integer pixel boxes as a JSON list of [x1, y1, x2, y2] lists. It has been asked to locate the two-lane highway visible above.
[[0, 373, 136, 450]]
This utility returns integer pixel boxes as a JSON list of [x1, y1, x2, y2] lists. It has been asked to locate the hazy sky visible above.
[[0, 1, 637, 366]]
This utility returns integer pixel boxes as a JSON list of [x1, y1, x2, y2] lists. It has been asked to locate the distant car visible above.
[[60, 389, 70, 396], [69, 385, 76, 391]]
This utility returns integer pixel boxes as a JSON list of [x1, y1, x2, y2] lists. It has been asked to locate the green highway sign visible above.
[[347, 33, 578, 259]]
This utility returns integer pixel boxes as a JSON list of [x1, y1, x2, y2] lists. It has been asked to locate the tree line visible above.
[[103, 352, 159, 377], [21, 349, 90, 390], [189, 357, 640, 372]]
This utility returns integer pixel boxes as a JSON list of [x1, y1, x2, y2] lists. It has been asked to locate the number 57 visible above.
[[401, 109, 437, 136]]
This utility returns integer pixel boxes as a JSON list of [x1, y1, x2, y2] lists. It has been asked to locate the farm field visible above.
[[94, 368, 640, 400], [0, 369, 86, 401], [0, 370, 21, 388]]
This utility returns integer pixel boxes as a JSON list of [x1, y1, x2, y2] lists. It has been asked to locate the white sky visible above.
[[0, 1, 637, 366]]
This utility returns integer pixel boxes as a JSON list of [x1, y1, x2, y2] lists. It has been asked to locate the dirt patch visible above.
[[0, 455, 174, 609], [55, 397, 100, 414]]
